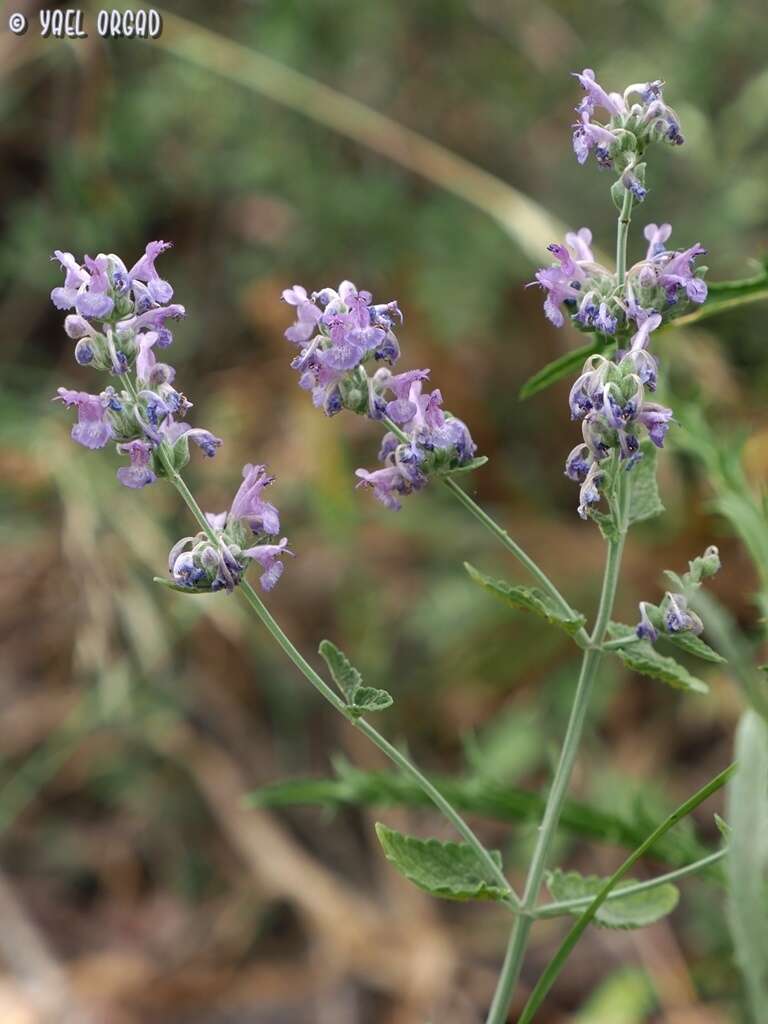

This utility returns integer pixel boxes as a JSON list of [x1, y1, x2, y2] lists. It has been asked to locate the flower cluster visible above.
[[635, 546, 721, 643], [283, 281, 402, 416], [169, 465, 291, 593], [52, 242, 221, 486], [52, 243, 290, 593], [284, 283, 478, 509], [532, 223, 707, 335], [564, 315, 673, 518], [572, 70, 683, 198]]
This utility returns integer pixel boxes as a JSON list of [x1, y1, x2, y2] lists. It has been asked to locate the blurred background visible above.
[[2, 0, 768, 1021]]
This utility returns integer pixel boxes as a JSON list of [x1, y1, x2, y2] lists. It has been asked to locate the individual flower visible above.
[[54, 387, 119, 450], [116, 440, 156, 489], [167, 465, 291, 593]]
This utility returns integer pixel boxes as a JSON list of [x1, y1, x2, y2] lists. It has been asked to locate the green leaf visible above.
[[318, 641, 393, 714], [519, 338, 608, 400], [628, 442, 664, 525], [464, 563, 586, 636], [610, 179, 627, 211], [726, 711, 768, 1018], [606, 623, 709, 694], [350, 686, 393, 716], [547, 868, 679, 929], [318, 639, 362, 703], [444, 455, 488, 476], [664, 631, 726, 664], [152, 575, 211, 595], [374, 823, 510, 902], [589, 508, 621, 544], [247, 760, 710, 867]]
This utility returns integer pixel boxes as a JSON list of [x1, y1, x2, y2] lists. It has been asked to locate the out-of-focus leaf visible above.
[[375, 823, 510, 901], [546, 868, 679, 929], [247, 760, 710, 867], [464, 563, 586, 636], [726, 710, 768, 1020]]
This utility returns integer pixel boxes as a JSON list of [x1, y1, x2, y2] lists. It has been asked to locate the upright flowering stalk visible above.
[[530, 72, 709, 522], [283, 281, 479, 510], [51, 242, 290, 594], [483, 71, 722, 1024]]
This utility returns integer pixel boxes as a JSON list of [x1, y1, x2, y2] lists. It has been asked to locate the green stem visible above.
[[616, 188, 634, 285], [533, 847, 726, 919], [518, 764, 736, 1023], [484, 468, 629, 1024], [381, 417, 589, 648], [161, 459, 518, 907]]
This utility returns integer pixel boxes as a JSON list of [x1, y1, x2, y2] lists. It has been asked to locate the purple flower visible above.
[[355, 465, 413, 511], [116, 440, 157, 488], [663, 592, 703, 634], [644, 223, 672, 259], [531, 230, 615, 330], [242, 538, 293, 591], [74, 256, 115, 319], [658, 243, 708, 304], [229, 464, 281, 535], [577, 462, 604, 520], [636, 602, 659, 642], [637, 401, 673, 448], [284, 282, 402, 416], [128, 241, 174, 304], [573, 69, 625, 118], [50, 251, 89, 311], [54, 387, 115, 449]]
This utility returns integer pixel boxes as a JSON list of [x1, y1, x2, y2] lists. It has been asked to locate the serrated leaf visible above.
[[318, 639, 362, 703], [606, 623, 709, 694], [589, 508, 621, 543], [350, 686, 393, 716], [519, 337, 609, 401], [464, 563, 585, 636], [375, 823, 510, 901], [628, 443, 664, 525], [547, 868, 679, 929], [664, 631, 726, 664]]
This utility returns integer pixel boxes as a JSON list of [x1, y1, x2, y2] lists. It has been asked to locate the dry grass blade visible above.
[[142, 5, 572, 261]]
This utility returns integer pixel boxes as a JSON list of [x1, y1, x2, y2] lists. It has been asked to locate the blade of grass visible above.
[[139, 4, 584, 263], [517, 763, 735, 1023]]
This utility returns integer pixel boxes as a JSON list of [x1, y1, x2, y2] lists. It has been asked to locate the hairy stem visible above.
[[616, 188, 634, 285], [160, 454, 519, 906], [484, 468, 629, 1024]]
